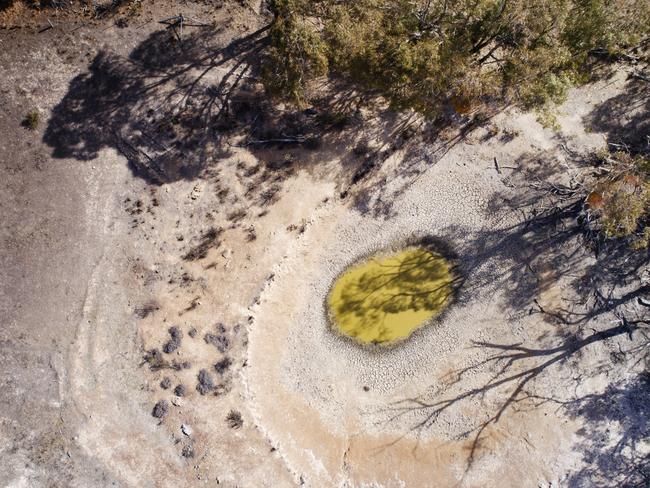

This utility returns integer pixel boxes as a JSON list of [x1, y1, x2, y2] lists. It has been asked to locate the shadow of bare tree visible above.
[[566, 373, 650, 487], [44, 22, 416, 190], [585, 71, 650, 156], [352, 109, 502, 219], [44, 25, 270, 184], [379, 164, 649, 475]]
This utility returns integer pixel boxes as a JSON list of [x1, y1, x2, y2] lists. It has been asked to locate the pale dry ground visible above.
[[0, 6, 647, 488], [245, 77, 636, 487]]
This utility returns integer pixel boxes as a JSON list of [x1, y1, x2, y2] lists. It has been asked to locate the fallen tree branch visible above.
[[234, 136, 307, 147], [631, 71, 650, 83]]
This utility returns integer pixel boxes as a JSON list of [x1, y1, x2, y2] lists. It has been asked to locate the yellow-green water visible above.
[[328, 247, 454, 344]]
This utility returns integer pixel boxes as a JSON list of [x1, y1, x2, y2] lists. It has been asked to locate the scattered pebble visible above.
[[181, 424, 193, 437]]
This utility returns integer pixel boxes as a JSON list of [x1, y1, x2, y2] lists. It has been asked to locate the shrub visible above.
[[585, 151, 650, 247], [22, 110, 40, 130], [151, 400, 169, 419], [226, 409, 243, 429], [262, 0, 328, 105], [262, 0, 650, 116]]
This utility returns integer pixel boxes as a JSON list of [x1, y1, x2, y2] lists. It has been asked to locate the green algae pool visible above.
[[327, 247, 455, 344]]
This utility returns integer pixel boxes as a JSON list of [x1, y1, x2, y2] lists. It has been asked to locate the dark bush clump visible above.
[[196, 369, 214, 395], [204, 330, 229, 353], [22, 110, 40, 130], [214, 357, 233, 374], [152, 400, 169, 419], [163, 326, 182, 353], [143, 348, 167, 371], [226, 409, 243, 429]]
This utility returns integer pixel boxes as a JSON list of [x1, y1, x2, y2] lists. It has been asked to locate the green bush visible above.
[[22, 110, 40, 130], [262, 0, 650, 116], [586, 151, 650, 247]]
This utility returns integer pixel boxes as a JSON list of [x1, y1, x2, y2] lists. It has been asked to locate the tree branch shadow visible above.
[[370, 171, 649, 477]]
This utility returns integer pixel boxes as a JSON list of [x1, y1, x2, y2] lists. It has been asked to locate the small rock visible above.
[[171, 397, 183, 407], [363, 386, 370, 392], [181, 424, 193, 437]]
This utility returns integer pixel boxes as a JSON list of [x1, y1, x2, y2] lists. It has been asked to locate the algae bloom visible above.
[[327, 247, 455, 344]]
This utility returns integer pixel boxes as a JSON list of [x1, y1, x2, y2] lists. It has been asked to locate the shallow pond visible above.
[[327, 247, 454, 344]]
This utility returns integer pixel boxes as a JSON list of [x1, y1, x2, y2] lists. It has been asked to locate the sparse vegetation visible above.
[[585, 150, 650, 248], [226, 409, 243, 429], [151, 400, 169, 419], [181, 444, 194, 458], [173, 384, 187, 397], [204, 328, 229, 353], [22, 110, 39, 130], [196, 369, 215, 395], [163, 326, 182, 354], [214, 357, 232, 374]]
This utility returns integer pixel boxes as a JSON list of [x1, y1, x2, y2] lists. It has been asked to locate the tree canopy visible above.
[[262, 0, 650, 115]]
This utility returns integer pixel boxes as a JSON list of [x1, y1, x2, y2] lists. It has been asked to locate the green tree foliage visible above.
[[263, 0, 328, 104], [263, 0, 650, 114], [585, 151, 650, 248]]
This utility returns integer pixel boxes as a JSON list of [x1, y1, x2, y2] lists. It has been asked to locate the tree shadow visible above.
[[384, 322, 647, 467], [374, 168, 649, 474], [351, 107, 505, 219], [44, 25, 270, 184], [44, 21, 419, 221], [565, 373, 650, 487], [585, 74, 650, 155]]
